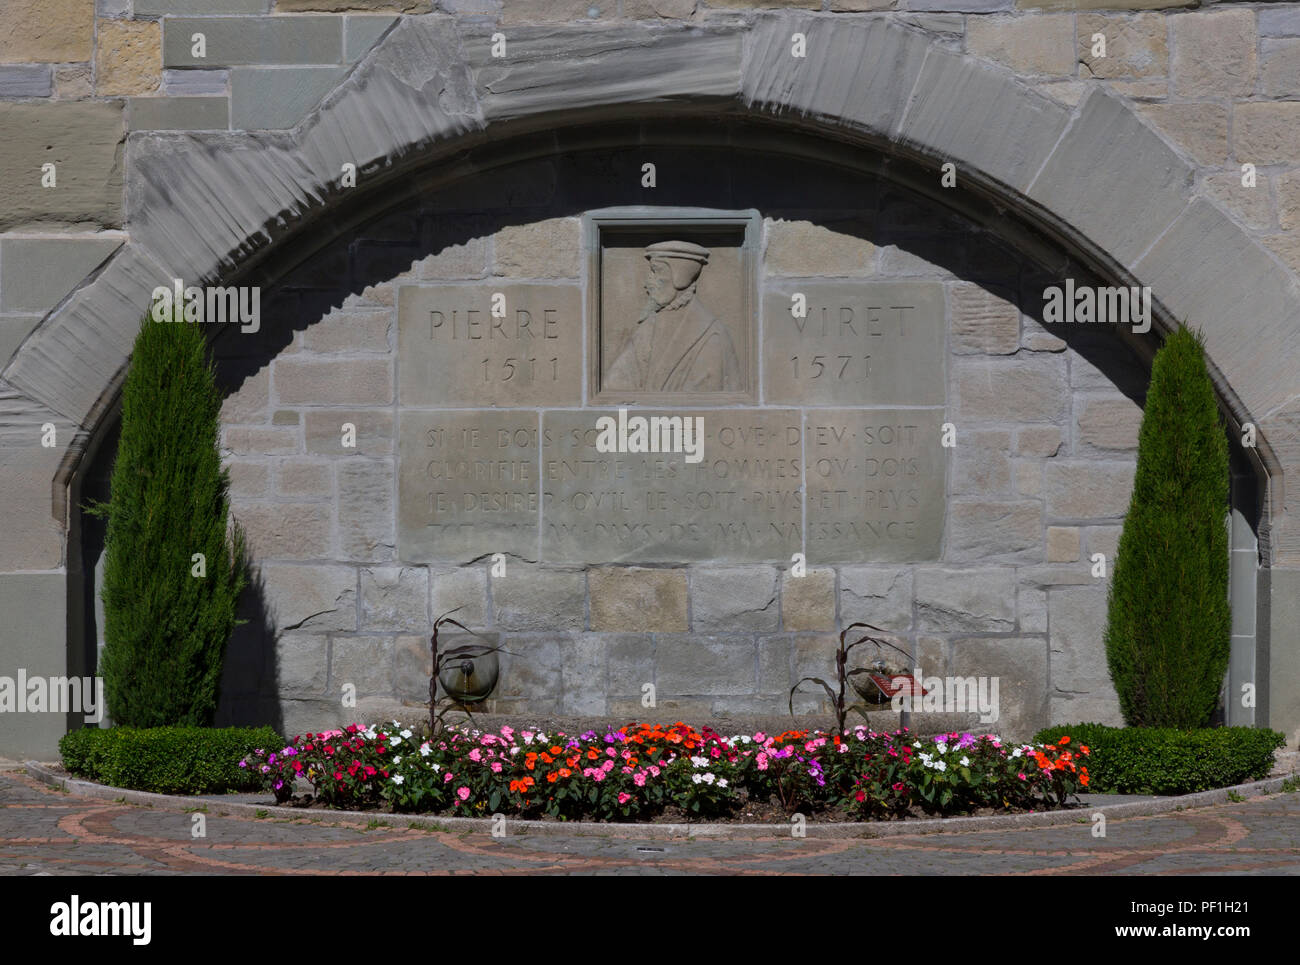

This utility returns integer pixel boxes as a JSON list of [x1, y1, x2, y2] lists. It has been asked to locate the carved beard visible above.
[[637, 285, 694, 323]]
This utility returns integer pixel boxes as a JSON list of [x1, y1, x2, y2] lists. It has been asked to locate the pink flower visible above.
[[457, 786, 470, 801], [633, 772, 647, 787], [490, 762, 502, 773], [618, 792, 632, 805], [444, 772, 454, 783], [1018, 773, 1026, 781], [756, 753, 769, 771], [501, 726, 514, 740], [649, 766, 660, 777]]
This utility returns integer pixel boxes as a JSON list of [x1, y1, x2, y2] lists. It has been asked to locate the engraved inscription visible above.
[[398, 284, 582, 407], [763, 282, 946, 406], [397, 411, 539, 561]]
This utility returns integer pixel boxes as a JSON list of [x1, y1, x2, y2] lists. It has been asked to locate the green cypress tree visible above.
[[89, 312, 247, 727], [1104, 324, 1230, 728]]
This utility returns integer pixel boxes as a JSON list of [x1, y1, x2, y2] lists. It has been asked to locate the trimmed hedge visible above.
[[1032, 723, 1285, 795], [59, 726, 281, 795]]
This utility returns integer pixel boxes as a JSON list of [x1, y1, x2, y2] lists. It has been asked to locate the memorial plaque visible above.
[[541, 409, 803, 563], [398, 410, 540, 561], [763, 282, 946, 406], [586, 209, 760, 405], [397, 284, 582, 407], [804, 408, 947, 563]]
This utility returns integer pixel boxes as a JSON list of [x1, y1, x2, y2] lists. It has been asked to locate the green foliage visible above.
[[59, 726, 281, 795], [88, 313, 247, 727], [1032, 723, 1284, 795], [1105, 325, 1231, 728]]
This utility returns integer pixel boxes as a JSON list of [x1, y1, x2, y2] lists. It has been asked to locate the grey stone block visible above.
[[465, 22, 740, 123], [338, 459, 396, 562], [1260, 8, 1300, 37], [260, 563, 357, 633], [606, 633, 654, 694], [0, 65, 53, 98], [163, 69, 229, 96], [492, 566, 586, 631], [691, 566, 779, 632], [97, 0, 132, 15], [275, 634, 329, 697], [345, 15, 399, 60], [128, 96, 229, 131], [914, 567, 1016, 632], [495, 633, 562, 704], [839, 565, 913, 630], [0, 315, 41, 370], [947, 500, 1044, 563], [0, 573, 69, 759], [1047, 586, 1116, 699], [950, 637, 1048, 741], [393, 634, 433, 701], [360, 566, 429, 631], [952, 355, 1069, 424], [163, 17, 343, 67], [1043, 461, 1135, 520], [429, 565, 489, 630], [898, 49, 1070, 194], [1134, 199, 1300, 423], [138, 0, 269, 12], [656, 635, 756, 696], [231, 66, 350, 130], [558, 634, 607, 715], [330, 635, 394, 694], [906, 0, 1010, 10], [0, 238, 121, 313], [1028, 90, 1194, 268]]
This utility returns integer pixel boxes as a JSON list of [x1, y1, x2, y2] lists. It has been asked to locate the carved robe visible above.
[[606, 298, 741, 393]]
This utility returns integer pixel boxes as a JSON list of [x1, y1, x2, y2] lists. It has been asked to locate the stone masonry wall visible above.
[[208, 149, 1144, 741]]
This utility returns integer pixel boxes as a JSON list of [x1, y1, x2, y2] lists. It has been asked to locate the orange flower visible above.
[[1080, 773, 1090, 787], [1080, 745, 1090, 755], [586, 748, 599, 760], [1059, 736, 1071, 746], [549, 745, 563, 755], [540, 753, 553, 764], [559, 767, 571, 778], [547, 772, 558, 783]]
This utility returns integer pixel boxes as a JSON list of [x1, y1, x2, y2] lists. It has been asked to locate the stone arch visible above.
[[3, 12, 1294, 750]]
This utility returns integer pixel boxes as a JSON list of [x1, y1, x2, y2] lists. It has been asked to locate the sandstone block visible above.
[[589, 567, 687, 632]]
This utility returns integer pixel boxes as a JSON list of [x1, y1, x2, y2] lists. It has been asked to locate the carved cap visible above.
[[644, 240, 710, 265]]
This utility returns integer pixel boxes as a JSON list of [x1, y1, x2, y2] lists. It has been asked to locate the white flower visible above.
[[392, 774, 404, 785], [912, 741, 921, 748], [390, 736, 403, 747], [1011, 748, 1023, 759], [400, 729, 412, 739], [919, 753, 932, 764], [510, 746, 520, 755], [717, 778, 728, 789], [936, 742, 948, 754], [692, 773, 703, 784], [934, 761, 947, 772], [703, 773, 716, 785], [690, 756, 709, 768], [959, 756, 970, 767], [419, 744, 431, 757], [394, 756, 402, 764], [432, 763, 441, 772]]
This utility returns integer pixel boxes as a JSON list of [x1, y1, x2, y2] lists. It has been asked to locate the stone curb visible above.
[[21, 761, 1295, 840]]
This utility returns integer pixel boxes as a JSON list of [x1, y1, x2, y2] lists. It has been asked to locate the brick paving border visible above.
[[21, 760, 1295, 840]]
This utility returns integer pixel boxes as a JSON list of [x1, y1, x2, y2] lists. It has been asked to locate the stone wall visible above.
[[205, 145, 1145, 741]]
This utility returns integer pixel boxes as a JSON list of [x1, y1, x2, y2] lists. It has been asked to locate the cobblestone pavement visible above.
[[2, 770, 1298, 875]]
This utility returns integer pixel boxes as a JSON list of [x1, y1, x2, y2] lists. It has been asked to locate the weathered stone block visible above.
[[344, 15, 399, 61], [163, 16, 343, 67], [277, 458, 333, 497], [1046, 526, 1080, 562], [260, 563, 356, 632], [231, 65, 350, 129], [915, 567, 1016, 632], [236, 502, 331, 558], [556, 633, 607, 715], [1170, 10, 1256, 99], [1201, 172, 1272, 231], [226, 460, 269, 498], [223, 426, 298, 455], [0, 0, 94, 62], [692, 565, 779, 632], [330, 636, 393, 693], [757, 634, 792, 694], [493, 218, 582, 278], [275, 634, 329, 697], [492, 565, 586, 631], [1077, 13, 1167, 80], [162, 68, 229, 96], [54, 64, 93, 99], [950, 283, 1019, 355], [393, 634, 432, 701], [763, 218, 874, 277], [656, 635, 756, 696], [1085, 525, 1122, 562], [606, 633, 654, 694], [950, 637, 1048, 740], [304, 409, 392, 456], [950, 428, 1012, 494], [1235, 103, 1300, 166], [967, 14, 1074, 75], [0, 238, 121, 313], [360, 566, 428, 631], [838, 565, 912, 630], [338, 459, 396, 561], [781, 567, 835, 631], [947, 500, 1043, 563], [274, 357, 392, 405], [138, 0, 268, 11], [1017, 426, 1062, 457], [1020, 586, 1047, 633], [589, 567, 687, 632], [1043, 461, 1135, 519], [1076, 397, 1142, 450], [1013, 460, 1042, 497], [301, 307, 390, 354], [495, 634, 561, 703], [0, 65, 53, 97], [428, 565, 489, 629], [1048, 586, 1117, 697], [952, 355, 1068, 423], [0, 103, 124, 231], [1136, 104, 1228, 167], [96, 19, 161, 96], [127, 96, 230, 131], [280, 0, 421, 11]]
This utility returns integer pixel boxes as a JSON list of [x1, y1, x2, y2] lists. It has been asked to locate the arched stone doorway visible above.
[[3, 13, 1291, 755]]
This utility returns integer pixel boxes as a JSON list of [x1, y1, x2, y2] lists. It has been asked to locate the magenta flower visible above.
[[457, 786, 470, 801]]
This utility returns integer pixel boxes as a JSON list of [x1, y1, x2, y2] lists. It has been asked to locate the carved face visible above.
[[644, 258, 677, 307]]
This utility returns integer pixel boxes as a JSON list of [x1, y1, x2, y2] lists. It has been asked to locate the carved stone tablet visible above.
[[397, 284, 582, 407], [763, 282, 946, 406], [541, 409, 802, 563], [804, 408, 947, 563], [586, 209, 759, 405], [398, 410, 540, 561]]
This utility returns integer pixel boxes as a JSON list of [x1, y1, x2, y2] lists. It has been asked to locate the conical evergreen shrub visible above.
[[1104, 325, 1230, 728], [90, 312, 247, 727]]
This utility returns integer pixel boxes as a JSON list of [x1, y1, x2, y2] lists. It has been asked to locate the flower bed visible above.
[[240, 722, 1090, 822]]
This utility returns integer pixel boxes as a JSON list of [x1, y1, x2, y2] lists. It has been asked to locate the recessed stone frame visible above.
[[585, 207, 761, 406]]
